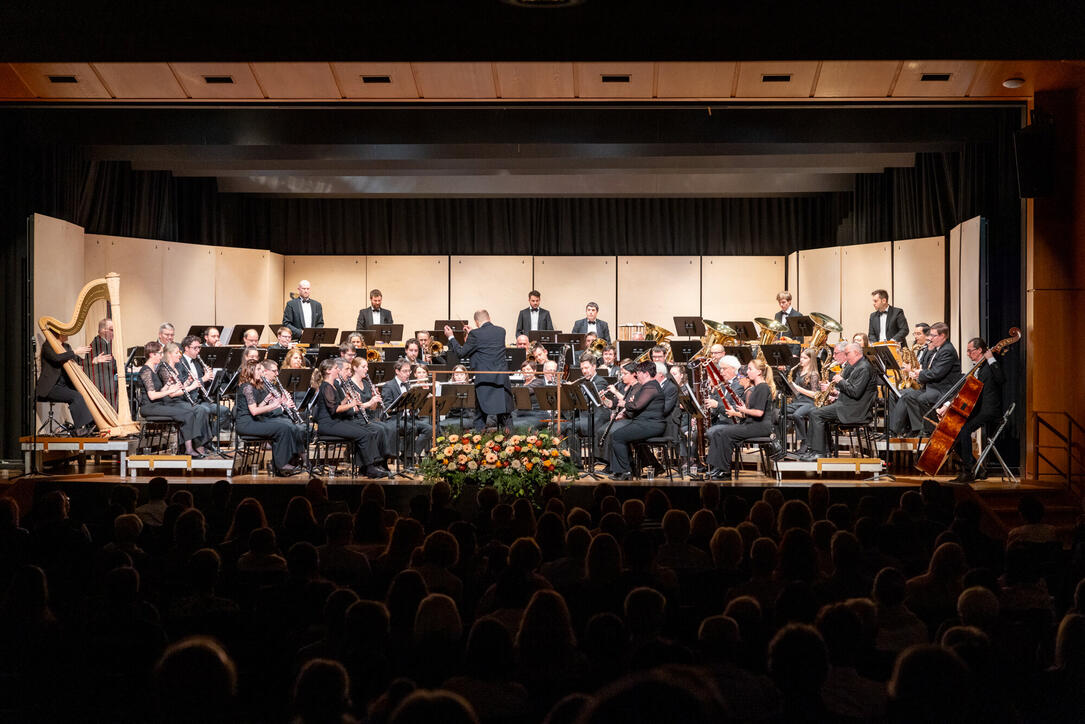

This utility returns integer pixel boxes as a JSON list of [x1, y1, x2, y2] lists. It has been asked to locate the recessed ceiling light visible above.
[[203, 75, 234, 85], [47, 75, 78, 84], [920, 73, 952, 82], [1002, 77, 1026, 89]]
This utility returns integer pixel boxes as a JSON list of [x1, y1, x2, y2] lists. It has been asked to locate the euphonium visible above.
[[588, 337, 608, 355], [633, 322, 675, 363], [429, 340, 445, 357], [690, 319, 738, 361]]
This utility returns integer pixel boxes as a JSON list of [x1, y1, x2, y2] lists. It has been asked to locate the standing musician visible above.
[[135, 341, 210, 458], [799, 343, 878, 460], [515, 290, 554, 338], [869, 289, 909, 345], [36, 332, 106, 435], [357, 288, 394, 331], [943, 337, 1005, 483], [607, 361, 668, 481], [786, 348, 821, 455], [347, 357, 394, 463], [311, 358, 388, 479], [203, 326, 223, 348], [774, 291, 804, 344], [705, 359, 776, 479], [175, 335, 233, 431], [80, 318, 118, 409], [235, 360, 307, 476], [378, 359, 433, 459], [890, 322, 961, 437], [446, 310, 513, 430], [571, 302, 612, 343], [283, 280, 324, 340], [268, 326, 295, 351]]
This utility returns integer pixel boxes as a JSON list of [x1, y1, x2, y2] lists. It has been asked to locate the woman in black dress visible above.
[[311, 358, 389, 479], [235, 360, 307, 476], [706, 358, 777, 479], [137, 341, 210, 457], [608, 361, 668, 480], [788, 348, 821, 455]]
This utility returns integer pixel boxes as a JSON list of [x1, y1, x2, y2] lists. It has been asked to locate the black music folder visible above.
[[339, 330, 378, 345], [187, 324, 223, 338], [225, 324, 264, 345], [528, 330, 561, 344], [370, 324, 404, 343], [300, 327, 339, 346], [673, 316, 705, 338], [724, 321, 758, 341], [435, 319, 470, 331]]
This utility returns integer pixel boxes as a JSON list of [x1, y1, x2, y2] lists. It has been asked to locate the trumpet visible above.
[[366, 347, 382, 363], [270, 376, 304, 424]]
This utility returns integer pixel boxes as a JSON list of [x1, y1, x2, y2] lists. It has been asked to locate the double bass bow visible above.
[[915, 328, 1021, 476]]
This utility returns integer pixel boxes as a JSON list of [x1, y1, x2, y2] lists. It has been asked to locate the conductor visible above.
[[445, 310, 512, 430]]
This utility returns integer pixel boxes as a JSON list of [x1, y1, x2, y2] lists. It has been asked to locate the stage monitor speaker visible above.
[[1013, 122, 1054, 198]]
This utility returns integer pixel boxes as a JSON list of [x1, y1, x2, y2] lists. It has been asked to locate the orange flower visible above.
[[524, 462, 533, 471]]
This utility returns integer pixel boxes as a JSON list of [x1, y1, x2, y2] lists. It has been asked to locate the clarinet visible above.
[[161, 362, 197, 405], [270, 377, 304, 424], [346, 378, 369, 423]]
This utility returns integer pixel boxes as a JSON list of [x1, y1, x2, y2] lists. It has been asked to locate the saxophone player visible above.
[[798, 343, 879, 461]]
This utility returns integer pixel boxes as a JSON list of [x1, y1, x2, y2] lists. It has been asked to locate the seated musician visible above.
[[175, 335, 233, 432], [852, 332, 870, 348], [282, 347, 307, 370], [608, 361, 667, 481], [599, 361, 638, 473], [800, 343, 878, 460], [650, 345, 668, 365], [599, 344, 617, 375], [889, 322, 961, 437], [583, 332, 598, 353], [268, 326, 295, 351], [136, 341, 210, 458], [242, 328, 261, 348], [157, 323, 175, 348], [573, 353, 610, 462], [944, 337, 1004, 483], [242, 347, 262, 365], [706, 359, 776, 479], [403, 339, 422, 366], [416, 331, 446, 365], [669, 364, 692, 460], [347, 357, 393, 463], [235, 360, 307, 476], [444, 364, 475, 430], [338, 343, 357, 363], [311, 358, 388, 479], [787, 348, 821, 455], [36, 332, 106, 436], [379, 359, 433, 460], [347, 332, 365, 349], [80, 318, 117, 409], [531, 343, 549, 370], [202, 326, 222, 348], [516, 334, 531, 350], [703, 352, 744, 428], [512, 361, 547, 431]]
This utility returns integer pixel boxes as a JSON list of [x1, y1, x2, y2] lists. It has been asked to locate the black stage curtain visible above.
[[0, 130, 1022, 460]]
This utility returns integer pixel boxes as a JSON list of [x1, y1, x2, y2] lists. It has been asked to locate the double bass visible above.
[[915, 328, 1021, 476]]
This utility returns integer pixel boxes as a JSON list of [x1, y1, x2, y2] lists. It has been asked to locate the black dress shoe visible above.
[[609, 472, 631, 481], [275, 464, 300, 477], [797, 452, 820, 462], [948, 472, 974, 484], [364, 464, 388, 479], [709, 470, 728, 481], [973, 470, 988, 481]]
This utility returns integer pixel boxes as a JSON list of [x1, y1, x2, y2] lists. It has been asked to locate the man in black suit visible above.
[[946, 337, 1005, 482], [515, 290, 554, 338], [36, 333, 103, 434], [802, 343, 879, 459], [175, 335, 233, 431], [571, 302, 611, 343], [445, 310, 512, 430], [378, 359, 432, 460], [868, 289, 909, 345], [912, 323, 932, 368], [774, 291, 804, 344], [282, 280, 324, 339], [267, 326, 295, 351], [890, 322, 962, 436], [357, 288, 394, 330]]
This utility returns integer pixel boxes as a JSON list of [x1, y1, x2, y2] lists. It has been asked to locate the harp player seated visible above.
[[36, 333, 110, 436]]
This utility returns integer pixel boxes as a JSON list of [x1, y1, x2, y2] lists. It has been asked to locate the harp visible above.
[[37, 272, 139, 437]]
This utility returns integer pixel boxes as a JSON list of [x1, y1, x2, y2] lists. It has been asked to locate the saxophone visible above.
[[898, 343, 924, 391], [813, 362, 842, 407]]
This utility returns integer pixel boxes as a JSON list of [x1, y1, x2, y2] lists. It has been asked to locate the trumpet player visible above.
[[402, 339, 423, 366], [136, 341, 210, 458], [176, 335, 233, 430], [235, 360, 307, 476]]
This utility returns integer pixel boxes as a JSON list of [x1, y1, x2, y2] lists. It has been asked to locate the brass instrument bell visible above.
[[753, 317, 789, 346], [634, 321, 675, 363], [807, 312, 843, 350], [690, 319, 738, 361]]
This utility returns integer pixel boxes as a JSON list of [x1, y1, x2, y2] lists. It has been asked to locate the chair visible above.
[[827, 419, 876, 458], [311, 434, 357, 477], [632, 436, 679, 482], [36, 399, 75, 435], [229, 426, 275, 476], [136, 416, 185, 455], [732, 435, 782, 483]]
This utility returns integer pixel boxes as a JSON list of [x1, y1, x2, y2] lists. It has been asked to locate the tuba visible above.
[[807, 312, 843, 351], [634, 321, 675, 363], [690, 319, 738, 361], [754, 317, 789, 346], [37, 273, 139, 437]]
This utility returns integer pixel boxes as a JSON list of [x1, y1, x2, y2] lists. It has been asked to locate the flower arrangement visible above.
[[418, 430, 578, 499]]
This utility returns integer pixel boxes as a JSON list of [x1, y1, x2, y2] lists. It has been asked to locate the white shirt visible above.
[[586, 321, 597, 335], [301, 299, 313, 328], [878, 310, 888, 341], [185, 356, 201, 386], [371, 309, 382, 325], [529, 309, 539, 331]]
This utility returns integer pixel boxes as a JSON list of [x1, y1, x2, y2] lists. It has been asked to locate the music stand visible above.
[[503, 347, 528, 370], [432, 329, 466, 344], [557, 333, 585, 347], [678, 382, 706, 478], [200, 347, 230, 371], [571, 379, 604, 478], [314, 345, 342, 365], [301, 327, 339, 347], [267, 322, 286, 339], [670, 341, 702, 364], [265, 347, 287, 365], [528, 330, 560, 344], [380, 346, 406, 362], [673, 316, 705, 338], [723, 346, 755, 365], [618, 340, 651, 362], [435, 320, 469, 331], [187, 324, 221, 338], [760, 344, 797, 369], [787, 315, 815, 339], [368, 362, 397, 384], [340, 330, 378, 345], [725, 321, 758, 342], [371, 324, 404, 344], [862, 347, 899, 481], [399, 386, 434, 470], [440, 384, 477, 431], [225, 325, 265, 345]]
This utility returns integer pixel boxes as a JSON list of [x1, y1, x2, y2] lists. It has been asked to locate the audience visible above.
[[1, 476, 1081, 723]]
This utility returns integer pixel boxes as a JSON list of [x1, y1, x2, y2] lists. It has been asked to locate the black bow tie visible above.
[[300, 299, 310, 304]]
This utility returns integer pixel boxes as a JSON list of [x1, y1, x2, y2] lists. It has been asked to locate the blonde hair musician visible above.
[[234, 360, 307, 476], [705, 357, 776, 480]]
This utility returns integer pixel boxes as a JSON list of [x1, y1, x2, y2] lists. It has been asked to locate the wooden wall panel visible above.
[[840, 242, 891, 340], [893, 235, 946, 347], [412, 63, 496, 99], [265, 253, 285, 342], [575, 63, 655, 98], [367, 256, 449, 339], [170, 63, 264, 99], [735, 61, 819, 98], [617, 256, 700, 334], [532, 257, 617, 336], [959, 216, 982, 356], [282, 256, 367, 337], [0, 63, 33, 98], [92, 63, 185, 98], [35, 215, 88, 347], [96, 235, 166, 347], [449, 256, 532, 344], [331, 62, 419, 99], [701, 257, 785, 325], [893, 61, 978, 97], [12, 63, 110, 98], [161, 242, 217, 342], [216, 248, 277, 339], [250, 63, 341, 99], [798, 247, 843, 345], [787, 251, 799, 310], [949, 224, 962, 359]]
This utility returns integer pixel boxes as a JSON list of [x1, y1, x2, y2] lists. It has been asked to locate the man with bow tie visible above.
[[357, 288, 395, 331], [282, 280, 324, 340], [868, 289, 909, 346]]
